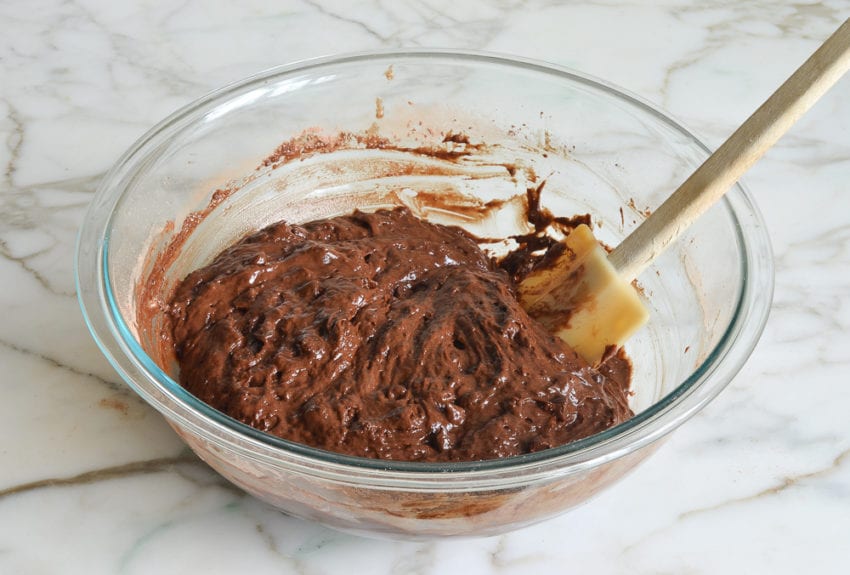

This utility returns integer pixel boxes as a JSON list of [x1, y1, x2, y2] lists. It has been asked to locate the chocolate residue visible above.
[[386, 131, 485, 162], [627, 197, 652, 218], [498, 181, 590, 286], [375, 97, 384, 119], [442, 132, 470, 144], [384, 64, 394, 80], [168, 208, 632, 462], [261, 130, 392, 168], [596, 347, 633, 395], [527, 181, 591, 232], [526, 180, 550, 231], [136, 186, 234, 324]]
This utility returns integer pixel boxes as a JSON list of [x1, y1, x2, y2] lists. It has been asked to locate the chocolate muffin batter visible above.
[[168, 207, 632, 462]]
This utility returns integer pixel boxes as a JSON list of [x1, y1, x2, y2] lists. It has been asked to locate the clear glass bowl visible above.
[[76, 51, 773, 539]]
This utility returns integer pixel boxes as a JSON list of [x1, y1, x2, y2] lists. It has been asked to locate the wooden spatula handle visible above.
[[608, 18, 850, 281]]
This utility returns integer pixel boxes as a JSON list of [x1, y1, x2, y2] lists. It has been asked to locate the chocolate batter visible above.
[[168, 207, 632, 462]]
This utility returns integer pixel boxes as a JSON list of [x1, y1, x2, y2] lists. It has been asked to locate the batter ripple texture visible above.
[[168, 207, 632, 462]]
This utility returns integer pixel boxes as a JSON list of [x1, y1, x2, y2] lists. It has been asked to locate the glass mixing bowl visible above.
[[76, 51, 773, 539]]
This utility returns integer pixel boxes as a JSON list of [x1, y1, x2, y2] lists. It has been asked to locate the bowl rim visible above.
[[76, 48, 774, 483]]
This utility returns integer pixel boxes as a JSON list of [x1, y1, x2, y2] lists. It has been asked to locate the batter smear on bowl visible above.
[[168, 207, 633, 462]]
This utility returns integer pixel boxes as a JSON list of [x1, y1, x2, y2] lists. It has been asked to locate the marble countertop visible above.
[[2, 1, 849, 573]]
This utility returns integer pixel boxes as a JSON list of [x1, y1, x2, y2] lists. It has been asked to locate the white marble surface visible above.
[[1, 1, 849, 573]]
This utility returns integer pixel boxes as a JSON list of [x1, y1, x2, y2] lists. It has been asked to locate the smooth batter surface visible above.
[[168, 207, 632, 462]]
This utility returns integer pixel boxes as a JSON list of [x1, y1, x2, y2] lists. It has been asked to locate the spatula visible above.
[[519, 18, 850, 365]]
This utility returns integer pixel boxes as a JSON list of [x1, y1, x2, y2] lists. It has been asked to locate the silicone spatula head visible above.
[[518, 224, 648, 365], [518, 18, 850, 365]]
